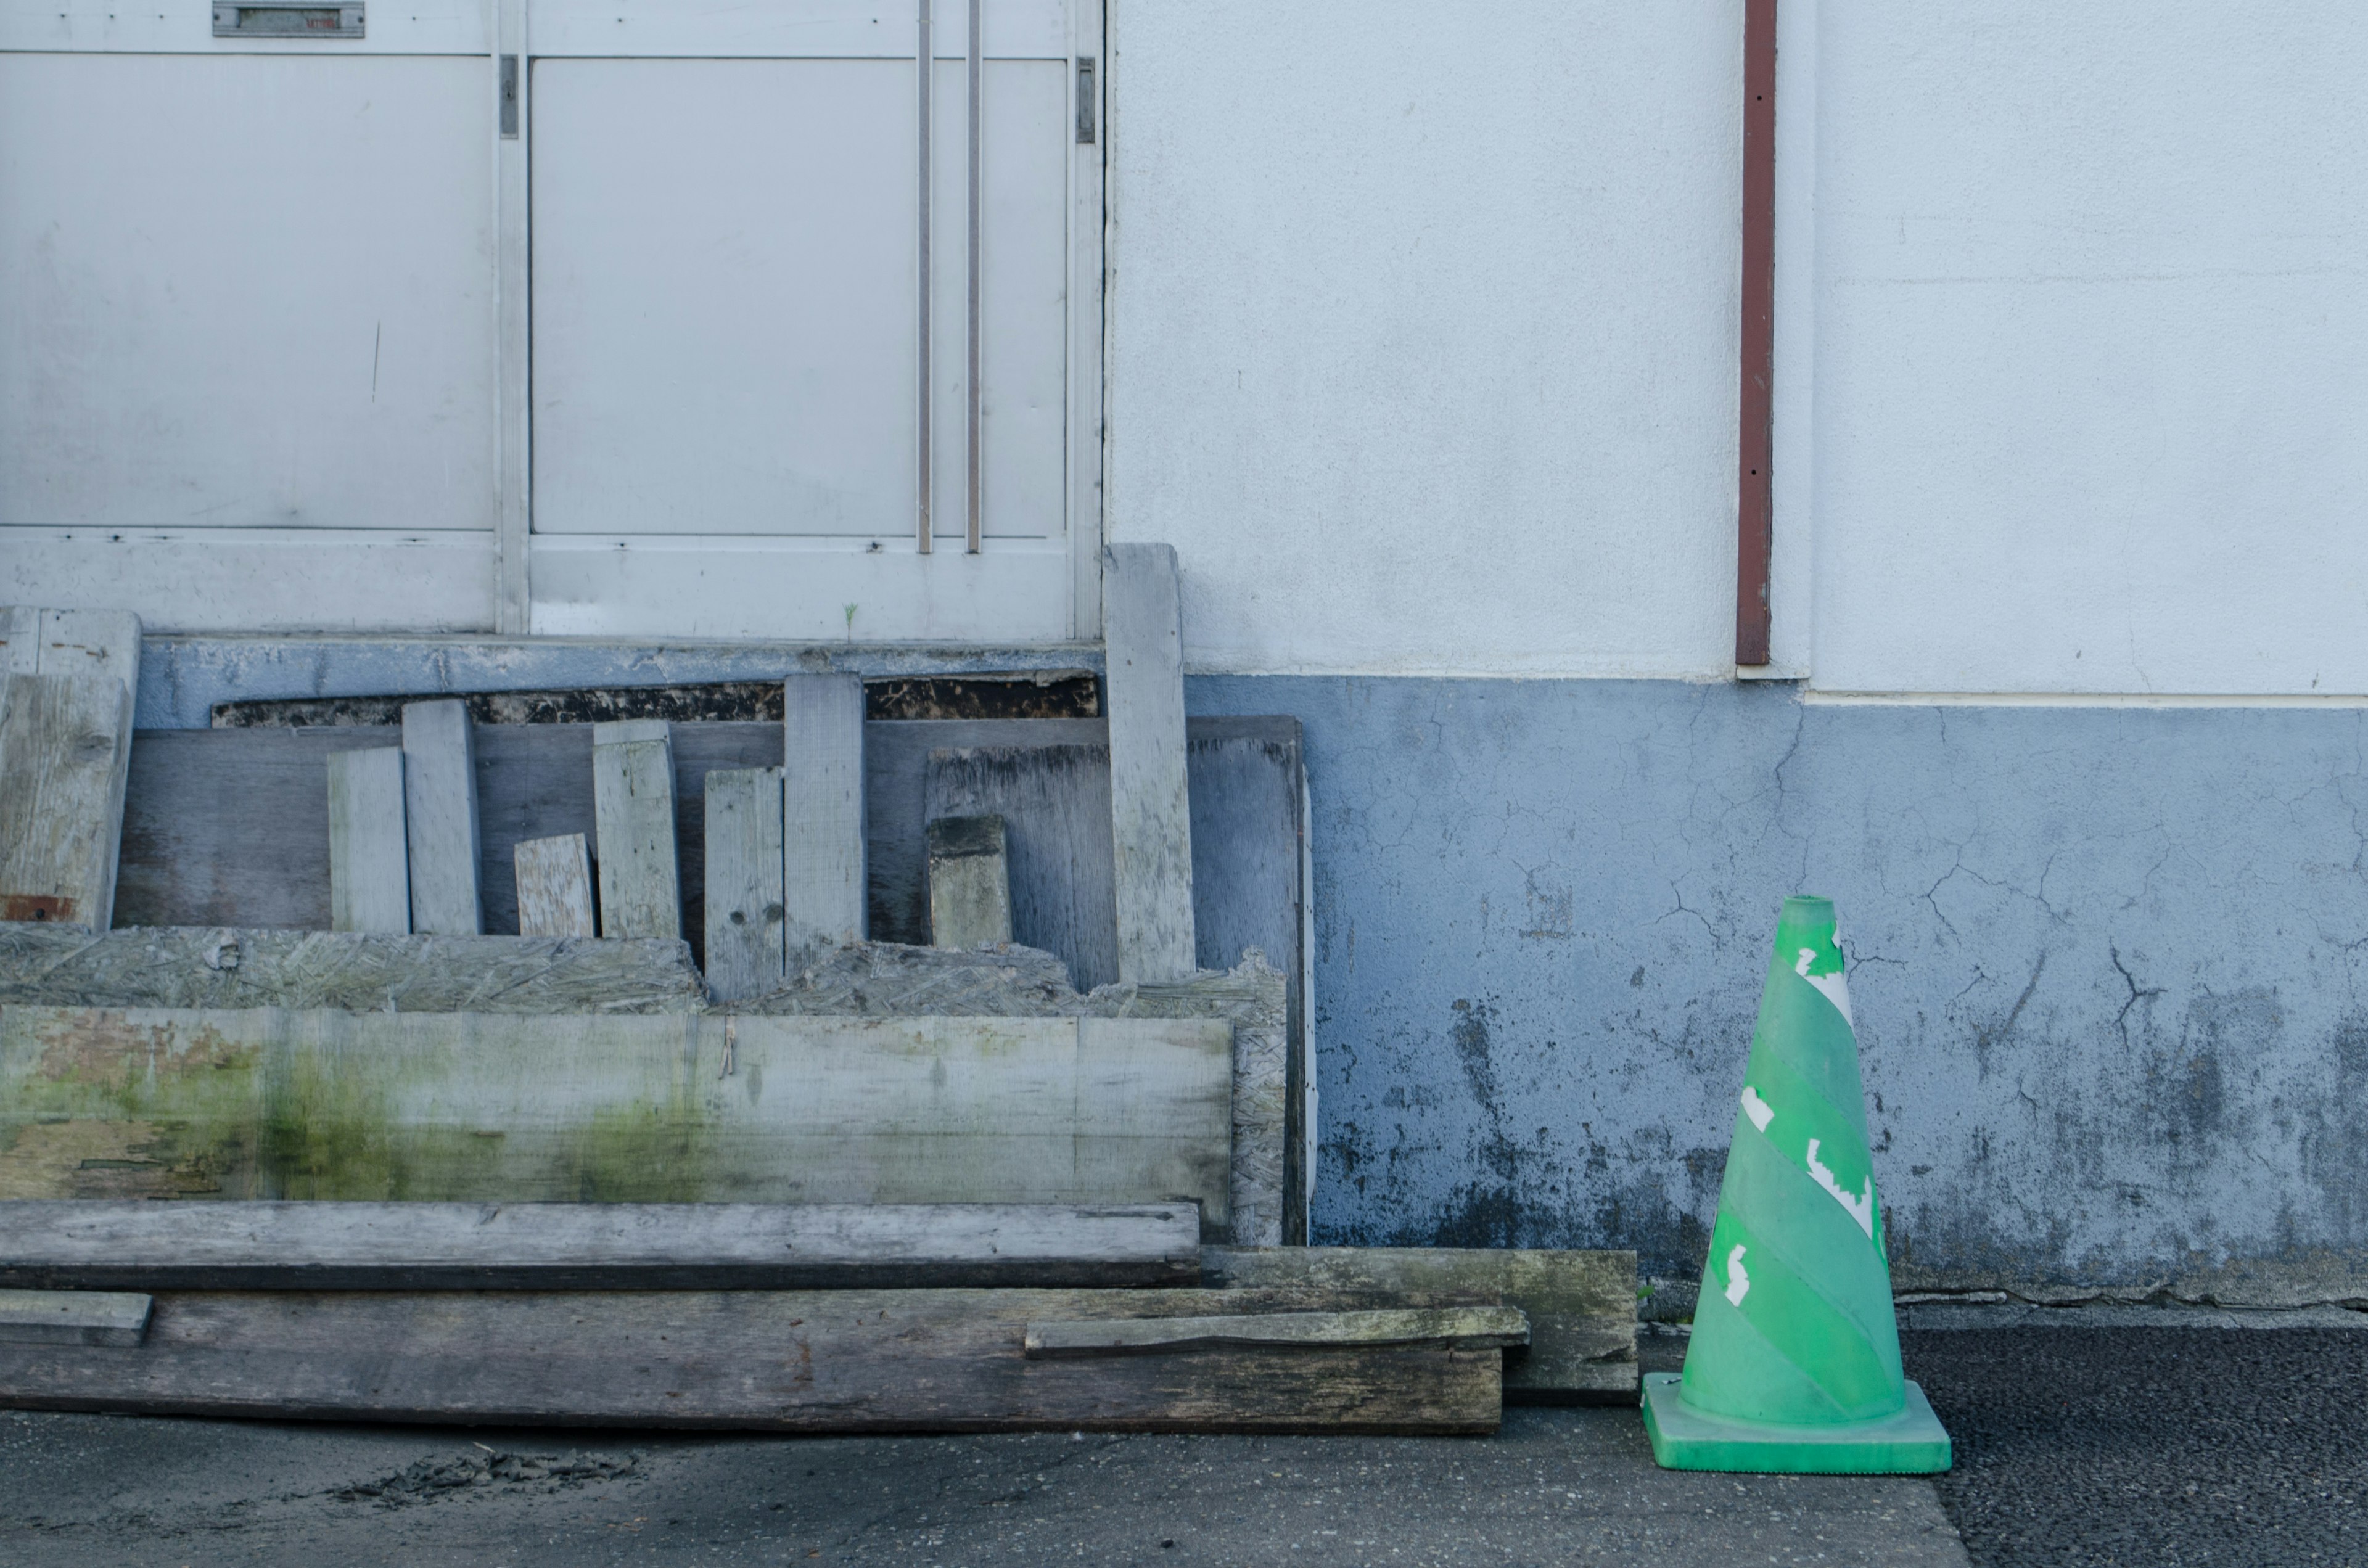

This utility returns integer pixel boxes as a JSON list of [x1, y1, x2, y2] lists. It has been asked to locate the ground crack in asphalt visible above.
[[329, 1448, 642, 1508]]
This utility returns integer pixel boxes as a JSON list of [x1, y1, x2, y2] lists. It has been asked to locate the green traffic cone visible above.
[[1640, 895, 1952, 1474]]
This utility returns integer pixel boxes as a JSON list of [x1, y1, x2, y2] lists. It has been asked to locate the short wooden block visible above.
[[400, 700, 482, 935], [783, 676, 866, 942], [325, 747, 409, 934], [927, 813, 1013, 950], [512, 834, 596, 938], [0, 1288, 150, 1347], [1102, 544, 1196, 982], [0, 673, 134, 930], [593, 719, 681, 940], [704, 766, 786, 1001]]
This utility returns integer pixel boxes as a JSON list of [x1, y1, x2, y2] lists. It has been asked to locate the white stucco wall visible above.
[[1105, 1, 1745, 679]]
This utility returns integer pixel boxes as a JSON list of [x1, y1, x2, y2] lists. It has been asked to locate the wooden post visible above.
[[326, 747, 409, 934], [592, 719, 681, 940], [1101, 544, 1196, 982], [926, 813, 1013, 950], [781, 676, 866, 943], [513, 832, 596, 938], [0, 607, 142, 931], [400, 700, 482, 935], [704, 766, 786, 1001]]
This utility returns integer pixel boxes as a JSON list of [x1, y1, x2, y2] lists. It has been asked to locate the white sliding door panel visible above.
[[0, 54, 493, 535]]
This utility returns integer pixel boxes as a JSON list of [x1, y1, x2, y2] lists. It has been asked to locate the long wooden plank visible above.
[[400, 700, 483, 935], [512, 834, 596, 938], [0, 1287, 1501, 1433], [1101, 543, 1197, 982], [325, 746, 409, 934], [1023, 1307, 1527, 1358], [783, 676, 866, 942], [593, 719, 681, 939], [1204, 1247, 1640, 1402], [927, 814, 1013, 948], [0, 674, 134, 929], [0, 1289, 150, 1347], [704, 766, 786, 1001], [0, 1201, 1201, 1292], [0, 1007, 1233, 1227]]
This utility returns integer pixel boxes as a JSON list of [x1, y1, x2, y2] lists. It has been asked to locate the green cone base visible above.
[[1641, 1373, 1952, 1474]]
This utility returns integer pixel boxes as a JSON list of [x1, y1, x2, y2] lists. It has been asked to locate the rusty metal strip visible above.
[[1735, 0, 1777, 667]]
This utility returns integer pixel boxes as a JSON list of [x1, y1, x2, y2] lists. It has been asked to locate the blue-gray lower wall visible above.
[[1190, 676, 2368, 1300]]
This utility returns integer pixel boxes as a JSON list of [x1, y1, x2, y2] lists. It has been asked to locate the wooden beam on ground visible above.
[[704, 766, 786, 1001], [593, 719, 681, 939], [512, 834, 596, 938], [400, 700, 482, 935], [0, 1201, 1201, 1291], [782, 676, 866, 943], [0, 1287, 1502, 1432], [0, 1289, 150, 1347], [325, 747, 409, 934], [1204, 1246, 1640, 1402], [0, 1007, 1233, 1226], [927, 813, 1012, 949], [1101, 543, 1196, 982], [1024, 1306, 1527, 1359]]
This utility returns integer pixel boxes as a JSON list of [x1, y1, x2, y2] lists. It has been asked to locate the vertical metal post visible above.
[[1735, 0, 1777, 667], [965, 0, 982, 552], [493, 0, 531, 633], [916, 0, 934, 554]]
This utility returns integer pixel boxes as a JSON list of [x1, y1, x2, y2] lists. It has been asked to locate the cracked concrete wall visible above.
[[1191, 675, 2368, 1299]]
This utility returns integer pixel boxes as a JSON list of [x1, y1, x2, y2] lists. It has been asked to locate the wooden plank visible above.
[[0, 607, 141, 688], [926, 814, 1013, 949], [783, 676, 866, 943], [400, 700, 483, 935], [593, 718, 681, 939], [0, 1201, 1201, 1292], [1101, 543, 1196, 982], [704, 766, 786, 1001], [325, 746, 409, 934], [0, 1289, 150, 1347], [926, 742, 1117, 982], [1024, 1307, 1527, 1358], [0, 1287, 1501, 1433], [0, 1007, 1233, 1226], [512, 834, 596, 938], [1204, 1247, 1640, 1402], [0, 673, 133, 929]]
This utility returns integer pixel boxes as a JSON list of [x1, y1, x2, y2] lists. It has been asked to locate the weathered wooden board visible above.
[[0, 673, 134, 930], [1204, 1247, 1639, 1402], [927, 815, 1012, 949], [0, 1289, 150, 1347], [0, 607, 142, 688], [512, 834, 596, 938], [926, 743, 1117, 980], [1023, 1306, 1527, 1358], [0, 1287, 1502, 1432], [593, 720, 681, 940], [783, 676, 867, 943], [0, 1201, 1201, 1291], [0, 925, 703, 1013], [400, 700, 482, 935], [1101, 544, 1196, 982], [0, 1007, 1233, 1227], [704, 768, 786, 1002], [325, 747, 408, 934]]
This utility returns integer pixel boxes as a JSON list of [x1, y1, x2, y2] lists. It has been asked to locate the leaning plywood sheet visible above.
[[0, 1007, 1233, 1227], [0, 1201, 1201, 1291], [0, 1287, 1505, 1433], [0, 926, 704, 1013], [1204, 1246, 1640, 1402]]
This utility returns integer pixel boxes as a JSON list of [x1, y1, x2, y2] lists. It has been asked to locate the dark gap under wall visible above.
[[206, 672, 1102, 729]]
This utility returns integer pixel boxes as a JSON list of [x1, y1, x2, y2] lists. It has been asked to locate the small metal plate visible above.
[[213, 0, 364, 38]]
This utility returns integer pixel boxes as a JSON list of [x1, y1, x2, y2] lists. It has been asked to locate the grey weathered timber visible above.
[[0, 1006, 1233, 1226], [0, 606, 141, 687], [0, 673, 134, 930], [1023, 1306, 1529, 1359], [1101, 544, 1196, 982], [1204, 1247, 1640, 1401], [400, 700, 482, 935], [512, 834, 596, 938], [0, 924, 704, 1014], [0, 1289, 150, 1347], [325, 746, 409, 934], [593, 719, 681, 939], [926, 814, 1013, 949], [704, 768, 786, 1002], [926, 742, 1116, 980], [0, 1287, 1502, 1432], [783, 676, 866, 943], [0, 1201, 1201, 1292]]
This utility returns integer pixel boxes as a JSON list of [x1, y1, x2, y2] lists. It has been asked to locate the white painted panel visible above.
[[528, 536, 1069, 642], [0, 0, 485, 52], [0, 54, 493, 534], [525, 0, 1066, 60], [1806, 1, 2368, 695], [0, 528, 494, 634]]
